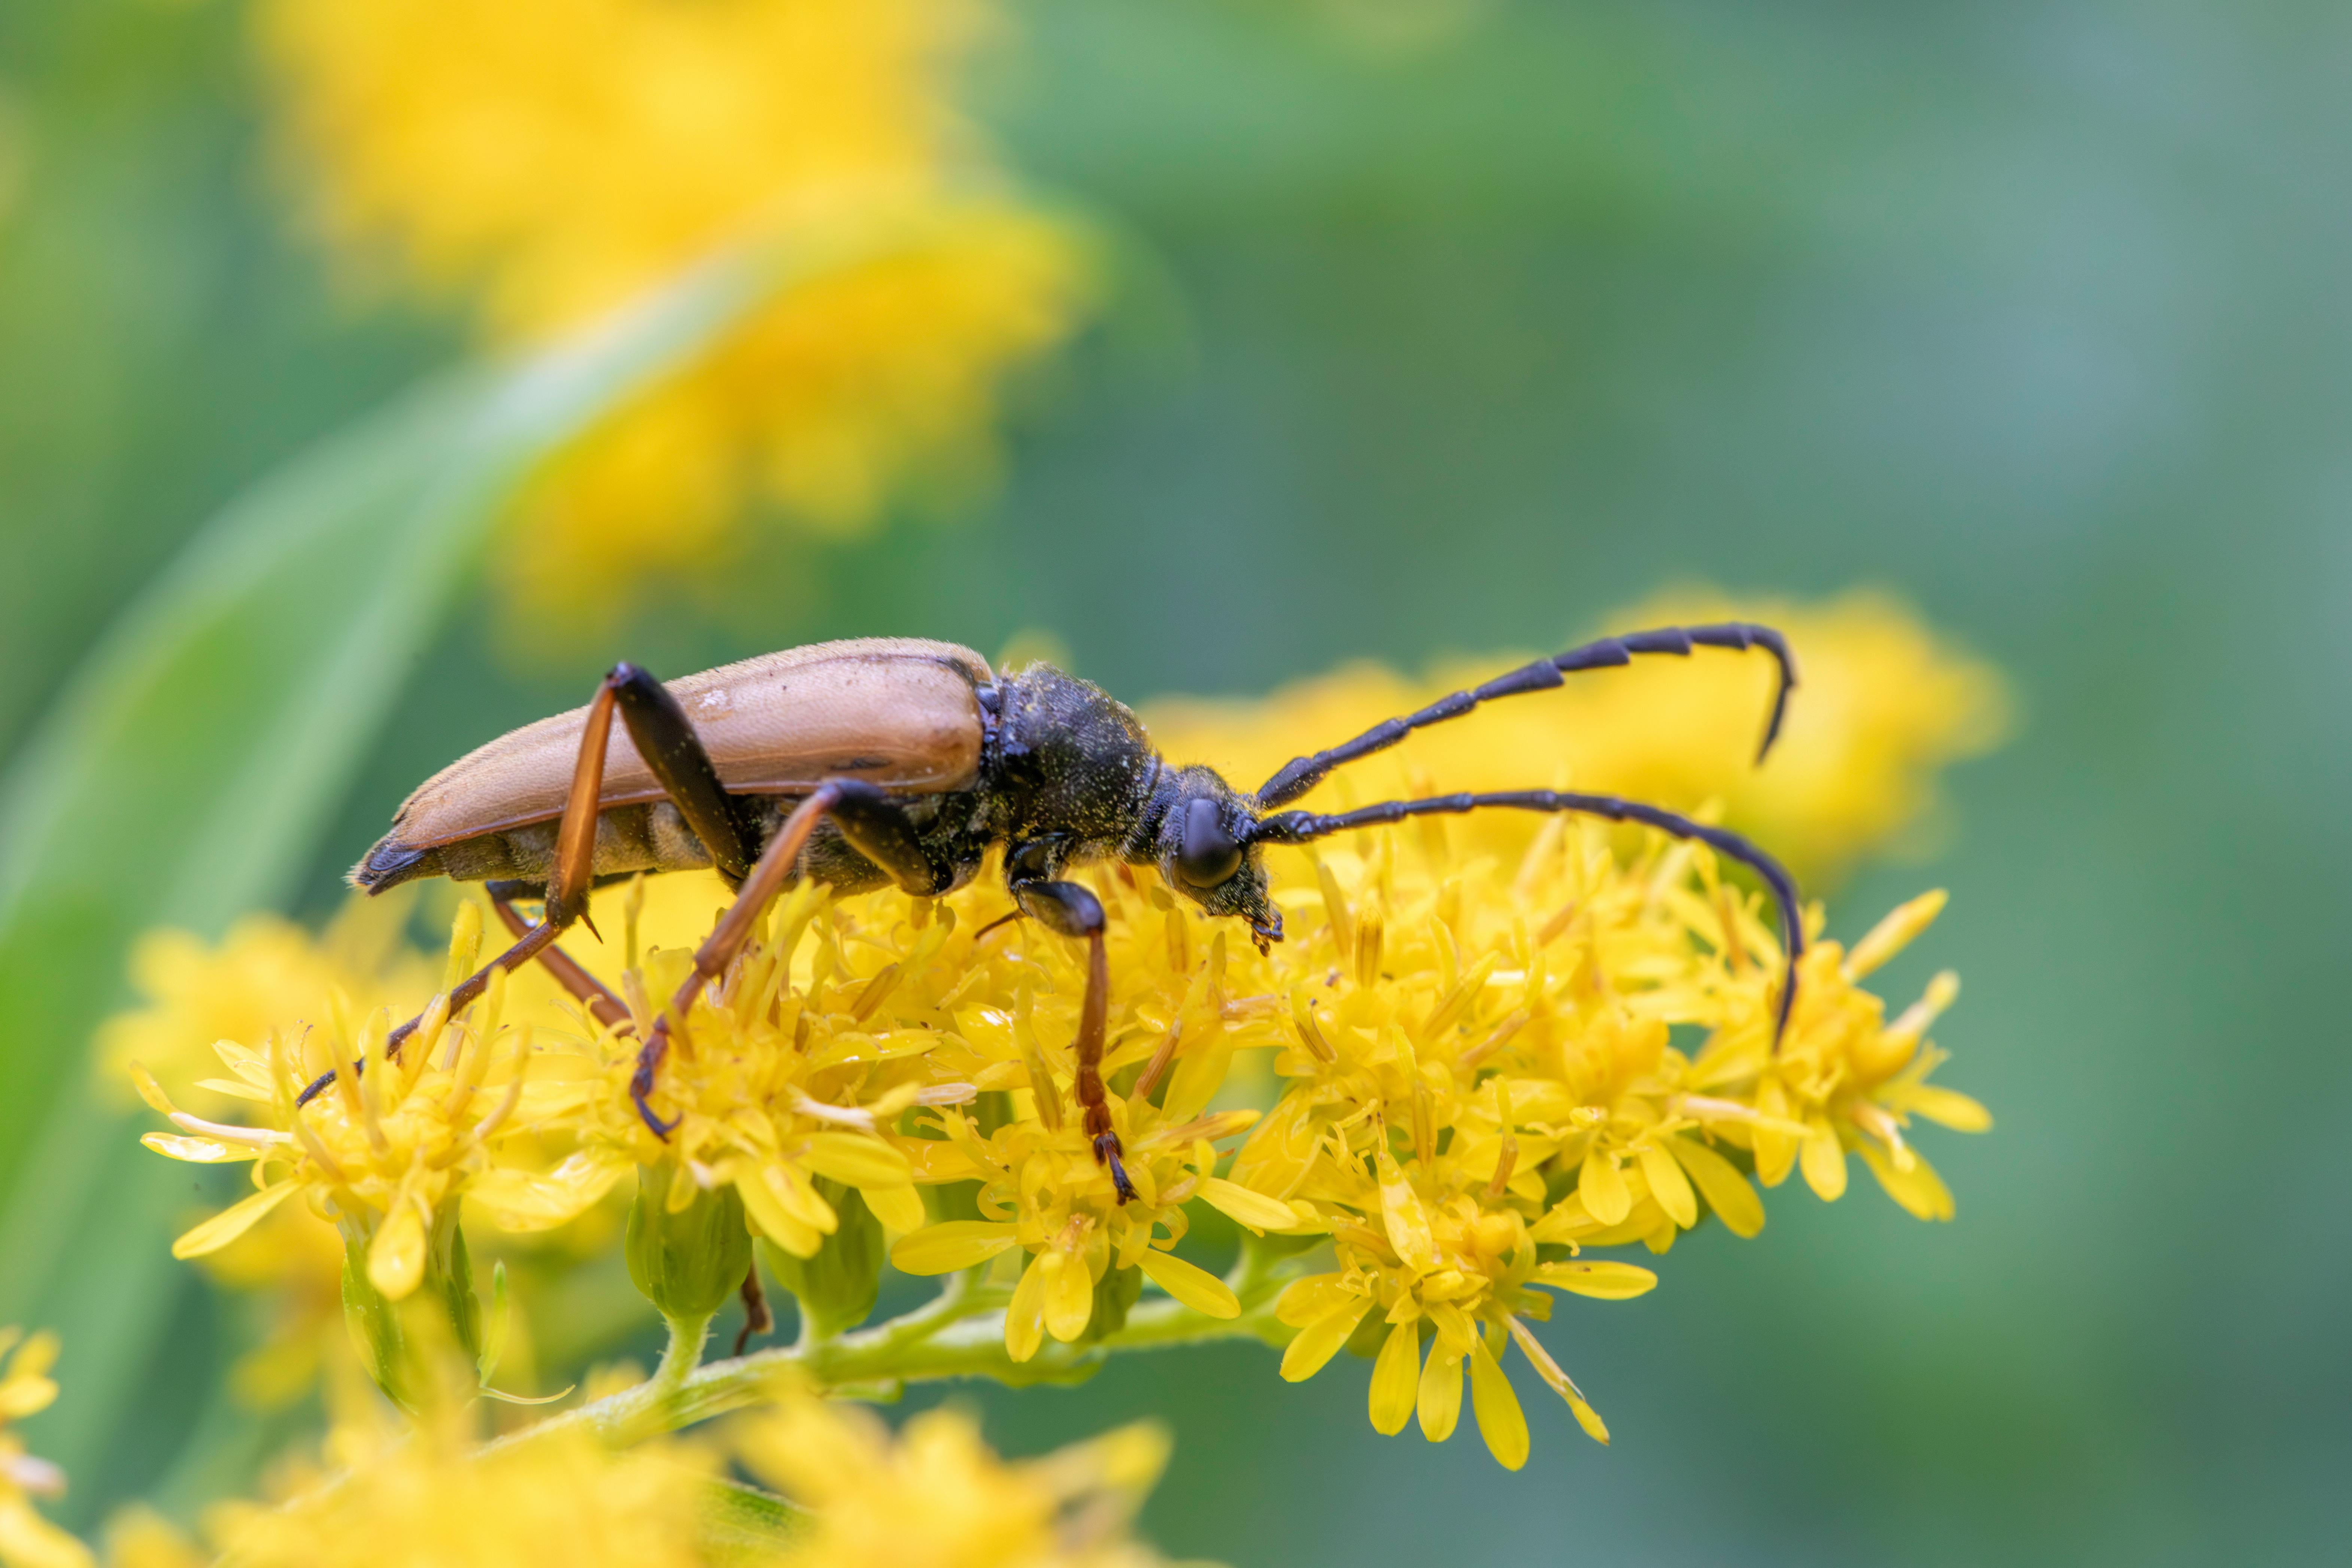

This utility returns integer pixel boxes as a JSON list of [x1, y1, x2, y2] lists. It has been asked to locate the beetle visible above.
[[320, 625, 1806, 1206]]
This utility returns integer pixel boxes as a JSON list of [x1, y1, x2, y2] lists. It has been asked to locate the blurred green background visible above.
[[3, 0, 2345, 1563]]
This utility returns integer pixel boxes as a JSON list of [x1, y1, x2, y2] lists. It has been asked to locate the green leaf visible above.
[[0, 205, 1014, 1508]]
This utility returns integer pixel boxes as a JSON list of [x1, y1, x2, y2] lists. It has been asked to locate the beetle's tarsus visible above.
[[1095, 1133, 1136, 1205]]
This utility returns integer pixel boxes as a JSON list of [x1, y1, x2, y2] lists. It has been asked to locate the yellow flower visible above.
[[200, 1406, 710, 1568], [1211, 800, 1985, 1462], [254, 0, 1095, 627], [0, 1329, 92, 1568], [95, 896, 436, 1116], [737, 1393, 1177, 1568], [1144, 588, 2010, 885], [132, 905, 599, 1305], [1735, 891, 1990, 1219], [888, 878, 1308, 1357]]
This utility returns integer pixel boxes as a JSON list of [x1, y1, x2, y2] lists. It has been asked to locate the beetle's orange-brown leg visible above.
[[605, 663, 760, 887], [628, 778, 949, 1136], [630, 782, 847, 1135], [298, 677, 624, 1106], [1008, 878, 1131, 1204], [488, 890, 632, 1035]]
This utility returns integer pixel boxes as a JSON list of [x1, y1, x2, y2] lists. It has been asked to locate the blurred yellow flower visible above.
[[95, 896, 434, 1117], [738, 1394, 1177, 1568], [0, 1330, 90, 1568], [254, 0, 1095, 628], [1144, 589, 2011, 885], [200, 1407, 711, 1568]]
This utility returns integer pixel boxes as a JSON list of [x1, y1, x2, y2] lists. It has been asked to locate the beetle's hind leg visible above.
[[485, 882, 632, 1035], [301, 670, 629, 1106], [1008, 878, 1132, 1204]]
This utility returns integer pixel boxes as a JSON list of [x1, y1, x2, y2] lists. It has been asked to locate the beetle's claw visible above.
[[632, 1082, 679, 1140], [1094, 1132, 1136, 1205]]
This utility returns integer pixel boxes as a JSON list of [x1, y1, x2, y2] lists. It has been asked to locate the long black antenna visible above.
[[1253, 788, 1805, 1048], [1256, 623, 1797, 809]]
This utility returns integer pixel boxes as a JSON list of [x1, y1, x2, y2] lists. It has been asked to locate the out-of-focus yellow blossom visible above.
[[255, 0, 1094, 628], [1144, 589, 2010, 885], [199, 1403, 711, 1568], [0, 1329, 90, 1568], [737, 1392, 1175, 1568], [95, 895, 435, 1116]]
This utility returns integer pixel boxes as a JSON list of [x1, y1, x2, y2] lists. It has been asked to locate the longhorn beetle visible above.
[[315, 626, 1804, 1206]]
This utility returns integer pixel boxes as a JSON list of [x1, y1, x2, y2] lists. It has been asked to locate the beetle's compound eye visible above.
[[1176, 797, 1243, 888]]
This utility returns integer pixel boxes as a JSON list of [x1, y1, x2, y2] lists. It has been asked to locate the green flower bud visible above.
[[339, 1207, 482, 1410], [760, 1177, 881, 1340], [626, 1160, 753, 1325], [1082, 1259, 1144, 1344]]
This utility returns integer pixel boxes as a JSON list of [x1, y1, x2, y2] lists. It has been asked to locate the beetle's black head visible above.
[[1151, 765, 1283, 947]]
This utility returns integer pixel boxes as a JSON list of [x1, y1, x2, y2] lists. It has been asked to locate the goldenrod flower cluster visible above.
[[114, 596, 1992, 1528], [255, 0, 1094, 627]]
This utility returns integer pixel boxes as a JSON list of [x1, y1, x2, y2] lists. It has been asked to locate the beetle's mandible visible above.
[[315, 627, 1809, 1209]]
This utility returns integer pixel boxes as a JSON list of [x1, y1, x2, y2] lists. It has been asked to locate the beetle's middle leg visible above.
[[1008, 878, 1132, 1205], [628, 779, 947, 1136]]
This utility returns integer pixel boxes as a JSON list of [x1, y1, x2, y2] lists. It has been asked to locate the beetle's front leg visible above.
[[1010, 878, 1133, 1205]]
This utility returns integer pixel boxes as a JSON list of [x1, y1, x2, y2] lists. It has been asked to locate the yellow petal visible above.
[[1005, 1252, 1049, 1363], [127, 1061, 176, 1118], [1844, 889, 1947, 979], [1570, 1392, 1611, 1444], [1801, 1118, 1848, 1201], [889, 1221, 1020, 1276], [1664, 1134, 1765, 1239], [859, 1183, 925, 1234], [797, 1132, 914, 1188], [1898, 1085, 1993, 1132], [1533, 1261, 1658, 1300], [1376, 1147, 1438, 1275], [170, 1181, 298, 1259], [1198, 1177, 1299, 1234], [367, 1196, 427, 1300], [1752, 1079, 1797, 1188], [1134, 1249, 1239, 1318], [468, 1153, 628, 1232], [1857, 1141, 1955, 1221], [1280, 1300, 1370, 1382], [737, 1169, 823, 1258], [1638, 1143, 1697, 1229], [140, 1133, 259, 1164], [1275, 1272, 1349, 1328], [0, 1495, 97, 1568], [1041, 1249, 1095, 1343], [1416, 1341, 1465, 1441], [1579, 1153, 1631, 1227], [763, 1161, 839, 1236], [1368, 1320, 1421, 1436], [1468, 1338, 1530, 1470]]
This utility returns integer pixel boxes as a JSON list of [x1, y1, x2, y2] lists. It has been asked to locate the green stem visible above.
[[490, 1242, 1314, 1455]]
